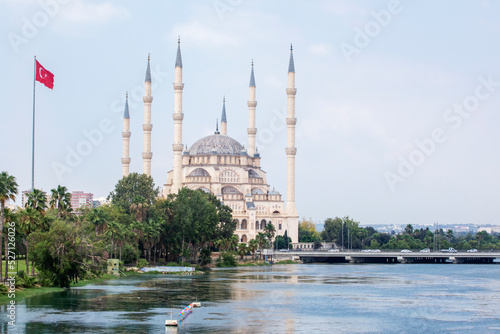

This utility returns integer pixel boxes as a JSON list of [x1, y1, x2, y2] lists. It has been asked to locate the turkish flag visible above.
[[35, 60, 54, 89]]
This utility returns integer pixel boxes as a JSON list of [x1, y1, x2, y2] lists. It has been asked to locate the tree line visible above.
[[299, 216, 500, 251], [0, 172, 281, 288]]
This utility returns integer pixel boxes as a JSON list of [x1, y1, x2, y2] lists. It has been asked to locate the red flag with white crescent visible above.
[[35, 60, 54, 89]]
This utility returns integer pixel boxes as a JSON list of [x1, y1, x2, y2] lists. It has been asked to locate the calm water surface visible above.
[[3, 264, 500, 333]]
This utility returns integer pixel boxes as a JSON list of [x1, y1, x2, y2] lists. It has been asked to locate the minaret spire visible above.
[[285, 44, 298, 221], [215, 118, 220, 134], [220, 96, 227, 135], [172, 38, 184, 193], [121, 92, 131, 177], [142, 54, 153, 176], [247, 60, 257, 157]]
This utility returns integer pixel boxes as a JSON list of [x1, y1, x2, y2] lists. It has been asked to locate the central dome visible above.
[[189, 134, 245, 156]]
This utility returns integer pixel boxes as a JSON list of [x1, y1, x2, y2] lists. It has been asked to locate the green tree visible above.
[[275, 235, 292, 250], [248, 239, 258, 260], [298, 218, 321, 243], [29, 220, 106, 288], [87, 207, 110, 236], [255, 232, 268, 259], [108, 173, 159, 212], [404, 224, 414, 236], [25, 188, 48, 213], [49, 185, 72, 219], [321, 217, 343, 244], [19, 207, 42, 276], [0, 171, 18, 280], [170, 188, 219, 263], [446, 229, 454, 243], [237, 242, 248, 260], [228, 234, 239, 252], [264, 222, 276, 249]]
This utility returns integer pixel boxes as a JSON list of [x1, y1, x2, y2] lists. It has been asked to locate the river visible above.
[[3, 263, 500, 333]]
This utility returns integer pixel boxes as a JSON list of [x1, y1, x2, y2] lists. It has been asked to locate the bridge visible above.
[[271, 251, 500, 264]]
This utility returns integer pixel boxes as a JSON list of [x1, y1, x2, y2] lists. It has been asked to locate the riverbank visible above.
[[0, 273, 123, 305]]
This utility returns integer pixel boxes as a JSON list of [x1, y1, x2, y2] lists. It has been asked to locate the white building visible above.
[[122, 40, 299, 242]]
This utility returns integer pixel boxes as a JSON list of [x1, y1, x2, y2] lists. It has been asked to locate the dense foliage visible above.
[[3, 172, 240, 288], [321, 217, 500, 251]]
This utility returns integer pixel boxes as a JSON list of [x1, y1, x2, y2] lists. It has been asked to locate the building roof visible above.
[[189, 134, 244, 156], [188, 168, 210, 177]]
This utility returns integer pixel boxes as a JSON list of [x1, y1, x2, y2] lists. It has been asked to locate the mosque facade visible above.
[[121, 41, 299, 243]]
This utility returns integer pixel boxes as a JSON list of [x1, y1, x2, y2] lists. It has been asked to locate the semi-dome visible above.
[[189, 134, 244, 156]]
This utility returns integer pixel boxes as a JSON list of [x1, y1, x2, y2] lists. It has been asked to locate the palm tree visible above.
[[26, 188, 47, 213], [87, 208, 109, 235], [248, 239, 258, 260], [143, 218, 162, 263], [19, 207, 40, 276], [404, 224, 414, 236], [256, 232, 267, 260], [3, 207, 18, 279], [129, 196, 148, 222], [237, 243, 248, 260], [264, 223, 276, 250], [0, 171, 18, 280], [50, 185, 72, 218], [228, 234, 239, 252], [446, 229, 453, 241]]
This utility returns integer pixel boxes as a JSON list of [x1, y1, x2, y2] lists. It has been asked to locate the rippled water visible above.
[[3, 264, 500, 333]]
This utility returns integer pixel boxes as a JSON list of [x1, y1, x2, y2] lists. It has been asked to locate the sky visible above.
[[1, 0, 499, 226]]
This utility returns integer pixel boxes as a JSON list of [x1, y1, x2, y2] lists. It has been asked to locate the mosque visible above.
[[120, 40, 299, 243]]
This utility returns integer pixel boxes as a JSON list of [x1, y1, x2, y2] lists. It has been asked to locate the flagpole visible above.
[[32, 55, 36, 191]]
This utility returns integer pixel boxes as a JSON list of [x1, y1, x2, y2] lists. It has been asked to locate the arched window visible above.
[[235, 219, 240, 229], [241, 219, 247, 230], [219, 169, 239, 183], [241, 234, 247, 243], [260, 219, 266, 230]]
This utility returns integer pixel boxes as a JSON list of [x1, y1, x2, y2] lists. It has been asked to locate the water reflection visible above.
[[5, 264, 500, 333]]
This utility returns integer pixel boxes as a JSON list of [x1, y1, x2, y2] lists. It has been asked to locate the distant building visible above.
[[71, 191, 94, 209], [478, 226, 500, 234]]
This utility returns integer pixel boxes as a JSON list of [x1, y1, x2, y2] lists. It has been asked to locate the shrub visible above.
[[137, 259, 148, 269], [121, 244, 140, 265], [0, 284, 8, 295], [216, 252, 236, 267]]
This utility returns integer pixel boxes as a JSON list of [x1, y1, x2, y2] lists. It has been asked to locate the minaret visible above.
[[247, 60, 257, 157], [121, 93, 131, 177], [172, 38, 184, 193], [285, 44, 298, 217], [142, 54, 153, 175], [220, 97, 227, 135]]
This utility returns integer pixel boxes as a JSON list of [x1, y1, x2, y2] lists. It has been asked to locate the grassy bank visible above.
[[0, 273, 123, 305]]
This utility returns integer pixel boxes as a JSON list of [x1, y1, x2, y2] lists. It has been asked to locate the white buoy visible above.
[[165, 320, 178, 326], [192, 302, 201, 307], [165, 311, 178, 326]]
